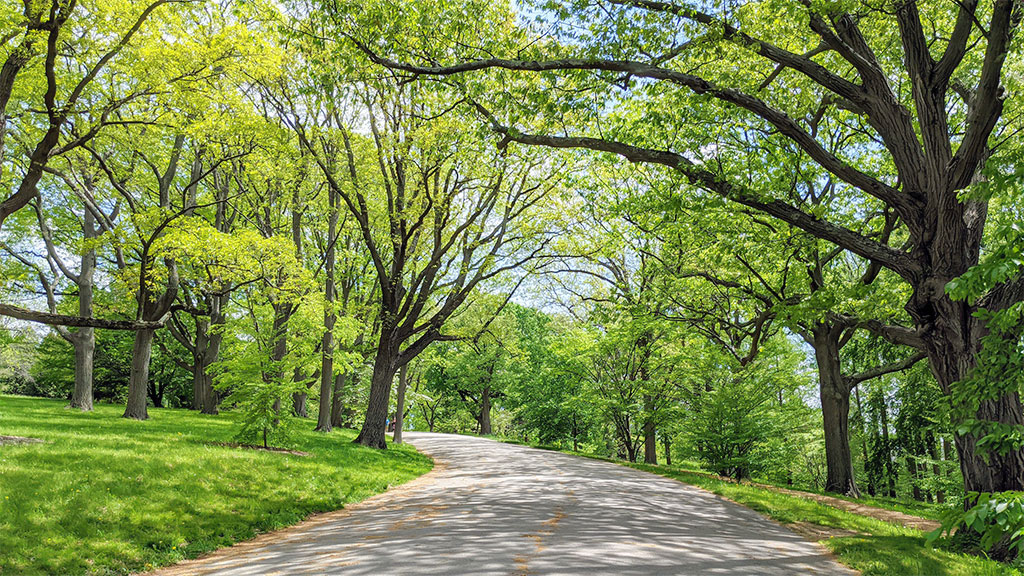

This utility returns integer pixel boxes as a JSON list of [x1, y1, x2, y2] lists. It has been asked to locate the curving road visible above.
[[152, 432, 854, 575]]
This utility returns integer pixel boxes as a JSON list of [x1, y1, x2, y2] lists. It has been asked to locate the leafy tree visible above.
[[354, 0, 1024, 496]]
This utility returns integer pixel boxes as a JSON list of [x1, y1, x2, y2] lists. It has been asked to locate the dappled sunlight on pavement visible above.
[[148, 433, 855, 575]]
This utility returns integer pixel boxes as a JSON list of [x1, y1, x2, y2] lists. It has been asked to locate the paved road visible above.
[[153, 433, 854, 575]]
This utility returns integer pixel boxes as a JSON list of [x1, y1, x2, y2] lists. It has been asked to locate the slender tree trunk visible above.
[[315, 330, 334, 431], [393, 364, 408, 444], [812, 323, 860, 497], [191, 353, 204, 410], [269, 302, 291, 427], [643, 394, 657, 464], [625, 441, 637, 463], [663, 434, 671, 466], [354, 336, 398, 449], [292, 368, 308, 417], [124, 328, 154, 419], [878, 402, 898, 498], [316, 183, 338, 432], [854, 384, 875, 496], [330, 371, 347, 428], [191, 318, 209, 410], [929, 440, 945, 503], [908, 456, 923, 501], [293, 373, 308, 417]]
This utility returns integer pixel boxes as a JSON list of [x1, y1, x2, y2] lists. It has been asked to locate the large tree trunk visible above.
[[643, 394, 657, 464], [69, 208, 97, 410], [354, 337, 398, 449], [293, 384, 308, 417], [70, 332, 95, 411], [199, 294, 226, 415], [124, 328, 155, 419], [478, 384, 491, 436], [813, 323, 860, 497], [393, 364, 408, 444], [913, 290, 1024, 495]]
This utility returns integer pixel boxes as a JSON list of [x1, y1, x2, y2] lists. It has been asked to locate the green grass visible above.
[[0, 395, 433, 576], [627, 462, 1019, 576], [498, 437, 1017, 575]]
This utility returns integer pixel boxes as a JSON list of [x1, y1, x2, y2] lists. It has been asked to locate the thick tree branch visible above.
[[0, 303, 163, 330], [844, 351, 928, 390], [353, 42, 908, 213], [486, 125, 919, 280]]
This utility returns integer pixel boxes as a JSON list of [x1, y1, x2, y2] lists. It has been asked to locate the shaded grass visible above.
[[498, 436, 1016, 575], [0, 395, 432, 576], [628, 462, 1019, 576]]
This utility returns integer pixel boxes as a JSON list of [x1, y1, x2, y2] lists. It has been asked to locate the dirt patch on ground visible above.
[[0, 435, 43, 446], [787, 521, 865, 540], [206, 441, 309, 457], [767, 485, 941, 532], [680, 469, 940, 532]]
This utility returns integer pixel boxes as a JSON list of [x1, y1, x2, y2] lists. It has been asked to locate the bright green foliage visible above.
[[930, 491, 1024, 559], [678, 338, 814, 480]]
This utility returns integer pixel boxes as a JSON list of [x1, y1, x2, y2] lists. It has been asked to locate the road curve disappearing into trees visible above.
[[151, 433, 854, 575]]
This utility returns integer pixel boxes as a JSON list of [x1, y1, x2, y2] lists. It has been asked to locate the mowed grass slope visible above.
[[0, 395, 432, 576]]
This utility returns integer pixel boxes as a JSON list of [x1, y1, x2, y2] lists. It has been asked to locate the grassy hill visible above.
[[0, 395, 432, 575]]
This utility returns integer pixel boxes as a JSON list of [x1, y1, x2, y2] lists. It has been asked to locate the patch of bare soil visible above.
[[206, 441, 309, 457], [766, 485, 941, 532], [787, 521, 865, 540], [0, 435, 43, 446], [682, 469, 940, 532]]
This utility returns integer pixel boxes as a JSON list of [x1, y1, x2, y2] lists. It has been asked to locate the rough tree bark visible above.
[[124, 328, 155, 419], [393, 364, 408, 444], [68, 208, 97, 410], [643, 394, 657, 464], [330, 371, 348, 428], [813, 323, 859, 497], [478, 385, 491, 436], [355, 336, 399, 449]]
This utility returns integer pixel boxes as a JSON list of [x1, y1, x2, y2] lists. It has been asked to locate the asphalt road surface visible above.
[[152, 432, 855, 575]]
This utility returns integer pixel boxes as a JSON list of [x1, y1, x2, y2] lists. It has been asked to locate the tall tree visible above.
[[356, 0, 1024, 493], [0, 0, 189, 230]]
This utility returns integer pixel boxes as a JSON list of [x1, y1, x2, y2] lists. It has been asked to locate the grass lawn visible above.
[[0, 395, 432, 576], [627, 462, 1020, 576]]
